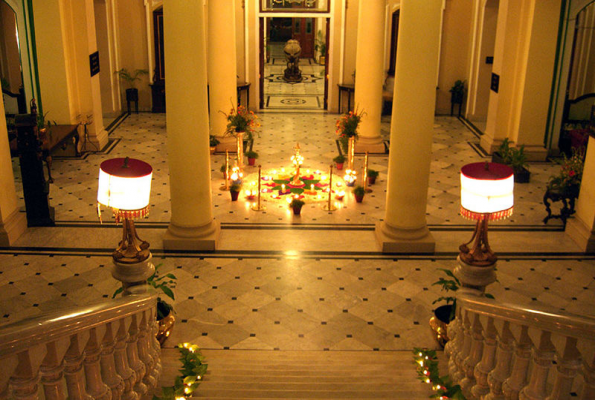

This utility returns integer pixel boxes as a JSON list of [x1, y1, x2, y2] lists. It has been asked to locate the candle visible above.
[[311, 184, 314, 191]]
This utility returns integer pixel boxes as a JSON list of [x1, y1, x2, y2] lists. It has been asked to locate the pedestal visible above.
[[163, 220, 220, 251], [375, 221, 435, 253], [453, 255, 497, 296], [112, 254, 156, 292]]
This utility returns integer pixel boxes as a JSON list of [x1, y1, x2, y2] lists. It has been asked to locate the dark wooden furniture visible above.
[[337, 83, 355, 113], [40, 124, 80, 183], [237, 82, 251, 109], [543, 187, 579, 227], [151, 81, 165, 113]]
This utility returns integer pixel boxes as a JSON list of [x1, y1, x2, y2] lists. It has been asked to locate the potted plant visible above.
[[290, 198, 305, 215], [367, 169, 379, 185], [336, 107, 365, 154], [245, 150, 259, 166], [220, 164, 231, 179], [546, 147, 585, 199], [230, 183, 241, 201], [352, 185, 365, 203], [314, 30, 327, 65], [333, 154, 346, 170], [220, 104, 260, 143], [115, 68, 148, 113], [430, 268, 459, 348], [449, 80, 466, 105], [209, 135, 220, 154], [113, 263, 177, 345], [492, 138, 530, 183]]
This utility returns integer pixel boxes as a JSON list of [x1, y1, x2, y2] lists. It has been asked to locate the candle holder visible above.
[[252, 165, 266, 211], [323, 165, 337, 211], [219, 150, 230, 191]]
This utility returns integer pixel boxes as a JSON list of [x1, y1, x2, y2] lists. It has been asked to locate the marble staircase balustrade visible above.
[[0, 293, 161, 400], [446, 293, 595, 399]]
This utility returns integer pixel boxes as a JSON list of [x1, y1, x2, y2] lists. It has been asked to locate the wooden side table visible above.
[[337, 83, 355, 114], [543, 186, 579, 227]]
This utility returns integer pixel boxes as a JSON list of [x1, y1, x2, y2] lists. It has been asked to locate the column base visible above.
[[0, 209, 27, 247], [479, 134, 502, 155], [521, 145, 548, 162], [374, 221, 435, 253], [163, 220, 220, 251], [355, 136, 387, 154], [566, 217, 595, 253]]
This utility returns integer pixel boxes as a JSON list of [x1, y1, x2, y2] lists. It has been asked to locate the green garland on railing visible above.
[[154, 343, 208, 400], [412, 348, 466, 400]]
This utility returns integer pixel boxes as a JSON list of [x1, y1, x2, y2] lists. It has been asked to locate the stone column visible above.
[[208, 0, 238, 153], [566, 135, 595, 252], [162, 1, 220, 250], [375, 0, 442, 253], [353, 0, 386, 154], [0, 97, 27, 246]]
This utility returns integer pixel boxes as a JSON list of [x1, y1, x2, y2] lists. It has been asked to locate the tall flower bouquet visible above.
[[547, 147, 585, 195], [336, 108, 365, 153], [221, 104, 260, 141]]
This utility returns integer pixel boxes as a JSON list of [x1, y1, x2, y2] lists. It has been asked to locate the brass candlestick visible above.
[[364, 151, 372, 193], [219, 150, 230, 191], [237, 132, 243, 172], [323, 165, 337, 211], [252, 165, 265, 211]]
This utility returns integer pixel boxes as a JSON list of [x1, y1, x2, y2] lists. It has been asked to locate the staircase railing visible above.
[[0, 292, 161, 400], [445, 293, 595, 399]]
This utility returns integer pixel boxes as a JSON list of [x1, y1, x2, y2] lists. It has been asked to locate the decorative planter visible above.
[[156, 303, 175, 346], [355, 194, 364, 203], [336, 162, 344, 170], [125, 88, 139, 103], [210, 146, 216, 155], [230, 190, 240, 201], [514, 167, 530, 184], [292, 206, 303, 215], [429, 304, 452, 348], [368, 176, 376, 185], [248, 158, 256, 166]]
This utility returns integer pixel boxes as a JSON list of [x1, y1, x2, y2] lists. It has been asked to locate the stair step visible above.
[[191, 388, 431, 398], [195, 382, 423, 391]]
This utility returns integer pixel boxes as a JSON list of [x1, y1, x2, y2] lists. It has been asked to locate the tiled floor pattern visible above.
[[1, 253, 594, 351]]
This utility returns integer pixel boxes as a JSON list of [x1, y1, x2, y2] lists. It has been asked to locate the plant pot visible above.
[[514, 167, 530, 184], [491, 152, 505, 165], [292, 206, 302, 215], [368, 176, 376, 185], [248, 158, 256, 166], [355, 195, 364, 203], [429, 304, 452, 348], [230, 190, 240, 201], [125, 88, 139, 102], [156, 303, 175, 346], [335, 162, 344, 170]]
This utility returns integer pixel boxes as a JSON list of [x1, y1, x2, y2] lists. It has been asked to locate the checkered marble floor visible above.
[[4, 111, 593, 352]]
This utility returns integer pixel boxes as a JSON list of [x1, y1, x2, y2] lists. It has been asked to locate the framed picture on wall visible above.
[[260, 0, 330, 13]]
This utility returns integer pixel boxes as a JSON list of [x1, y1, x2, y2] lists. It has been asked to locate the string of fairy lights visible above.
[[412, 348, 465, 400]]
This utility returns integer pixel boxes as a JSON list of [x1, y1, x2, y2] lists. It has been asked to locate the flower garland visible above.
[[412, 348, 465, 400], [155, 343, 208, 400]]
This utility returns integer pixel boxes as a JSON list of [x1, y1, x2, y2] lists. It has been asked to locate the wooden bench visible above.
[[39, 124, 80, 183]]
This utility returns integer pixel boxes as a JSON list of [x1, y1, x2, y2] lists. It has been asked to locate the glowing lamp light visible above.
[[459, 162, 514, 267], [97, 157, 152, 263]]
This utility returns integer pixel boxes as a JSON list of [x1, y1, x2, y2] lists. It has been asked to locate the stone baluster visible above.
[[136, 310, 156, 390], [100, 322, 125, 400], [486, 321, 515, 400], [114, 318, 137, 400], [453, 311, 473, 383], [126, 315, 147, 397], [84, 328, 111, 400], [547, 337, 582, 400], [1, 354, 19, 399], [10, 350, 40, 400], [461, 313, 485, 395], [447, 306, 464, 375], [147, 308, 162, 382], [580, 353, 595, 400], [472, 317, 498, 398], [520, 330, 555, 400], [40, 341, 67, 400], [64, 334, 93, 400], [503, 325, 533, 399]]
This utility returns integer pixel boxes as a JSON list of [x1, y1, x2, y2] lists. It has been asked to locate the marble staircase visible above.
[[158, 348, 438, 399]]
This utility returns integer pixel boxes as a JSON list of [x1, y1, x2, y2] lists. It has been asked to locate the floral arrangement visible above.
[[547, 147, 585, 193], [221, 104, 260, 141], [154, 343, 208, 400], [336, 107, 364, 153], [413, 348, 465, 400]]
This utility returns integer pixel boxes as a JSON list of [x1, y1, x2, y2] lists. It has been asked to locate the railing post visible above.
[[111, 256, 155, 296], [100, 322, 125, 400], [10, 350, 40, 400], [461, 313, 485, 396], [520, 330, 555, 400], [472, 317, 498, 398], [40, 341, 67, 400], [84, 328, 111, 400], [64, 334, 93, 400], [547, 337, 582, 400], [453, 311, 472, 383], [114, 318, 138, 400], [503, 326, 532, 399], [485, 321, 514, 400], [136, 310, 157, 390], [580, 353, 595, 400], [126, 315, 147, 397], [149, 309, 162, 381], [447, 305, 464, 376]]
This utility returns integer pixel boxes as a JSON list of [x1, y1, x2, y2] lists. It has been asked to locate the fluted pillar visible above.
[[375, 0, 441, 253], [353, 0, 385, 154], [566, 135, 595, 252], [0, 97, 27, 246], [163, 1, 220, 250], [208, 0, 238, 153]]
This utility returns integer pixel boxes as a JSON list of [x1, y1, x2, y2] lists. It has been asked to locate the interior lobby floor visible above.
[[2, 112, 594, 352]]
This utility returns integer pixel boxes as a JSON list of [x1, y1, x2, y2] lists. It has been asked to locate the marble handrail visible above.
[[446, 293, 595, 399], [0, 293, 161, 400]]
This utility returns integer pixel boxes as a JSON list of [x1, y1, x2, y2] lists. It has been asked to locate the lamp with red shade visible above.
[[97, 157, 153, 263], [459, 162, 514, 267]]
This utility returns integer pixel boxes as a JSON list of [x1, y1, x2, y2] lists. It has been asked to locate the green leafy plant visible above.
[[290, 198, 305, 208], [220, 103, 260, 141], [37, 111, 56, 132], [449, 80, 467, 104], [230, 183, 241, 192], [413, 348, 465, 399], [154, 343, 208, 400], [367, 169, 379, 178], [333, 154, 346, 164], [1, 77, 10, 91], [547, 147, 585, 193], [497, 138, 528, 173], [113, 263, 176, 319], [314, 30, 327, 57], [246, 150, 259, 159], [209, 135, 220, 147], [115, 68, 148, 89], [352, 185, 365, 197]]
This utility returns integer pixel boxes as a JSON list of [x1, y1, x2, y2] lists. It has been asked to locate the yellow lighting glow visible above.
[[461, 163, 513, 214]]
